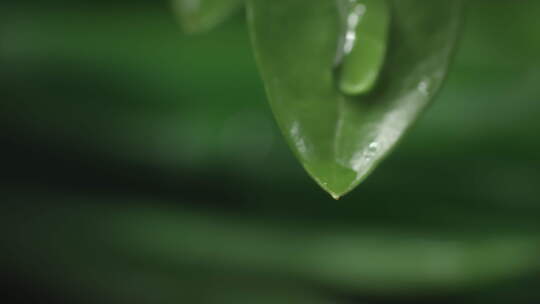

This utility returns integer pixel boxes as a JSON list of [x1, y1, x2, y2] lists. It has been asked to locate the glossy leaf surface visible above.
[[247, 0, 463, 198], [173, 0, 243, 33], [338, 0, 390, 95]]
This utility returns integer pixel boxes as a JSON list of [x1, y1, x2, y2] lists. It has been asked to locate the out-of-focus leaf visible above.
[[247, 0, 463, 198], [173, 0, 244, 33], [1, 194, 338, 304], [2, 191, 540, 296]]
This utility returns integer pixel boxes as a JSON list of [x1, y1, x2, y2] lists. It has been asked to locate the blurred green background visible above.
[[1, 0, 539, 303]]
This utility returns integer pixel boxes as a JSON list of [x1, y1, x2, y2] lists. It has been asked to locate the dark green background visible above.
[[1, 0, 539, 303]]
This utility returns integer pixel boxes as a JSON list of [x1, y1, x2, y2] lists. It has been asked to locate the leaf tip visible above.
[[304, 161, 360, 200], [330, 192, 342, 200]]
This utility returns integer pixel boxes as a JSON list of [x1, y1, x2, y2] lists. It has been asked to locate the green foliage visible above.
[[174, 0, 464, 198], [248, 0, 463, 198], [1, 0, 540, 302]]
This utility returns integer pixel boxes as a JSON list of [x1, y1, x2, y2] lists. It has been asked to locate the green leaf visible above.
[[173, 0, 243, 33], [247, 0, 463, 198], [338, 0, 390, 95]]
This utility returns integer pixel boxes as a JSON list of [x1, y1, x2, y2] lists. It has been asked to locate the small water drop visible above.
[[418, 79, 431, 95], [365, 142, 379, 159]]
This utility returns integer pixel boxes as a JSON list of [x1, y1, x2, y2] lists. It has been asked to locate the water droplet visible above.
[[366, 142, 379, 157], [418, 79, 431, 95]]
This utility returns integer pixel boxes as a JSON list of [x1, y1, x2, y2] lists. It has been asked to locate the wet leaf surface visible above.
[[173, 0, 243, 33], [247, 0, 463, 198]]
